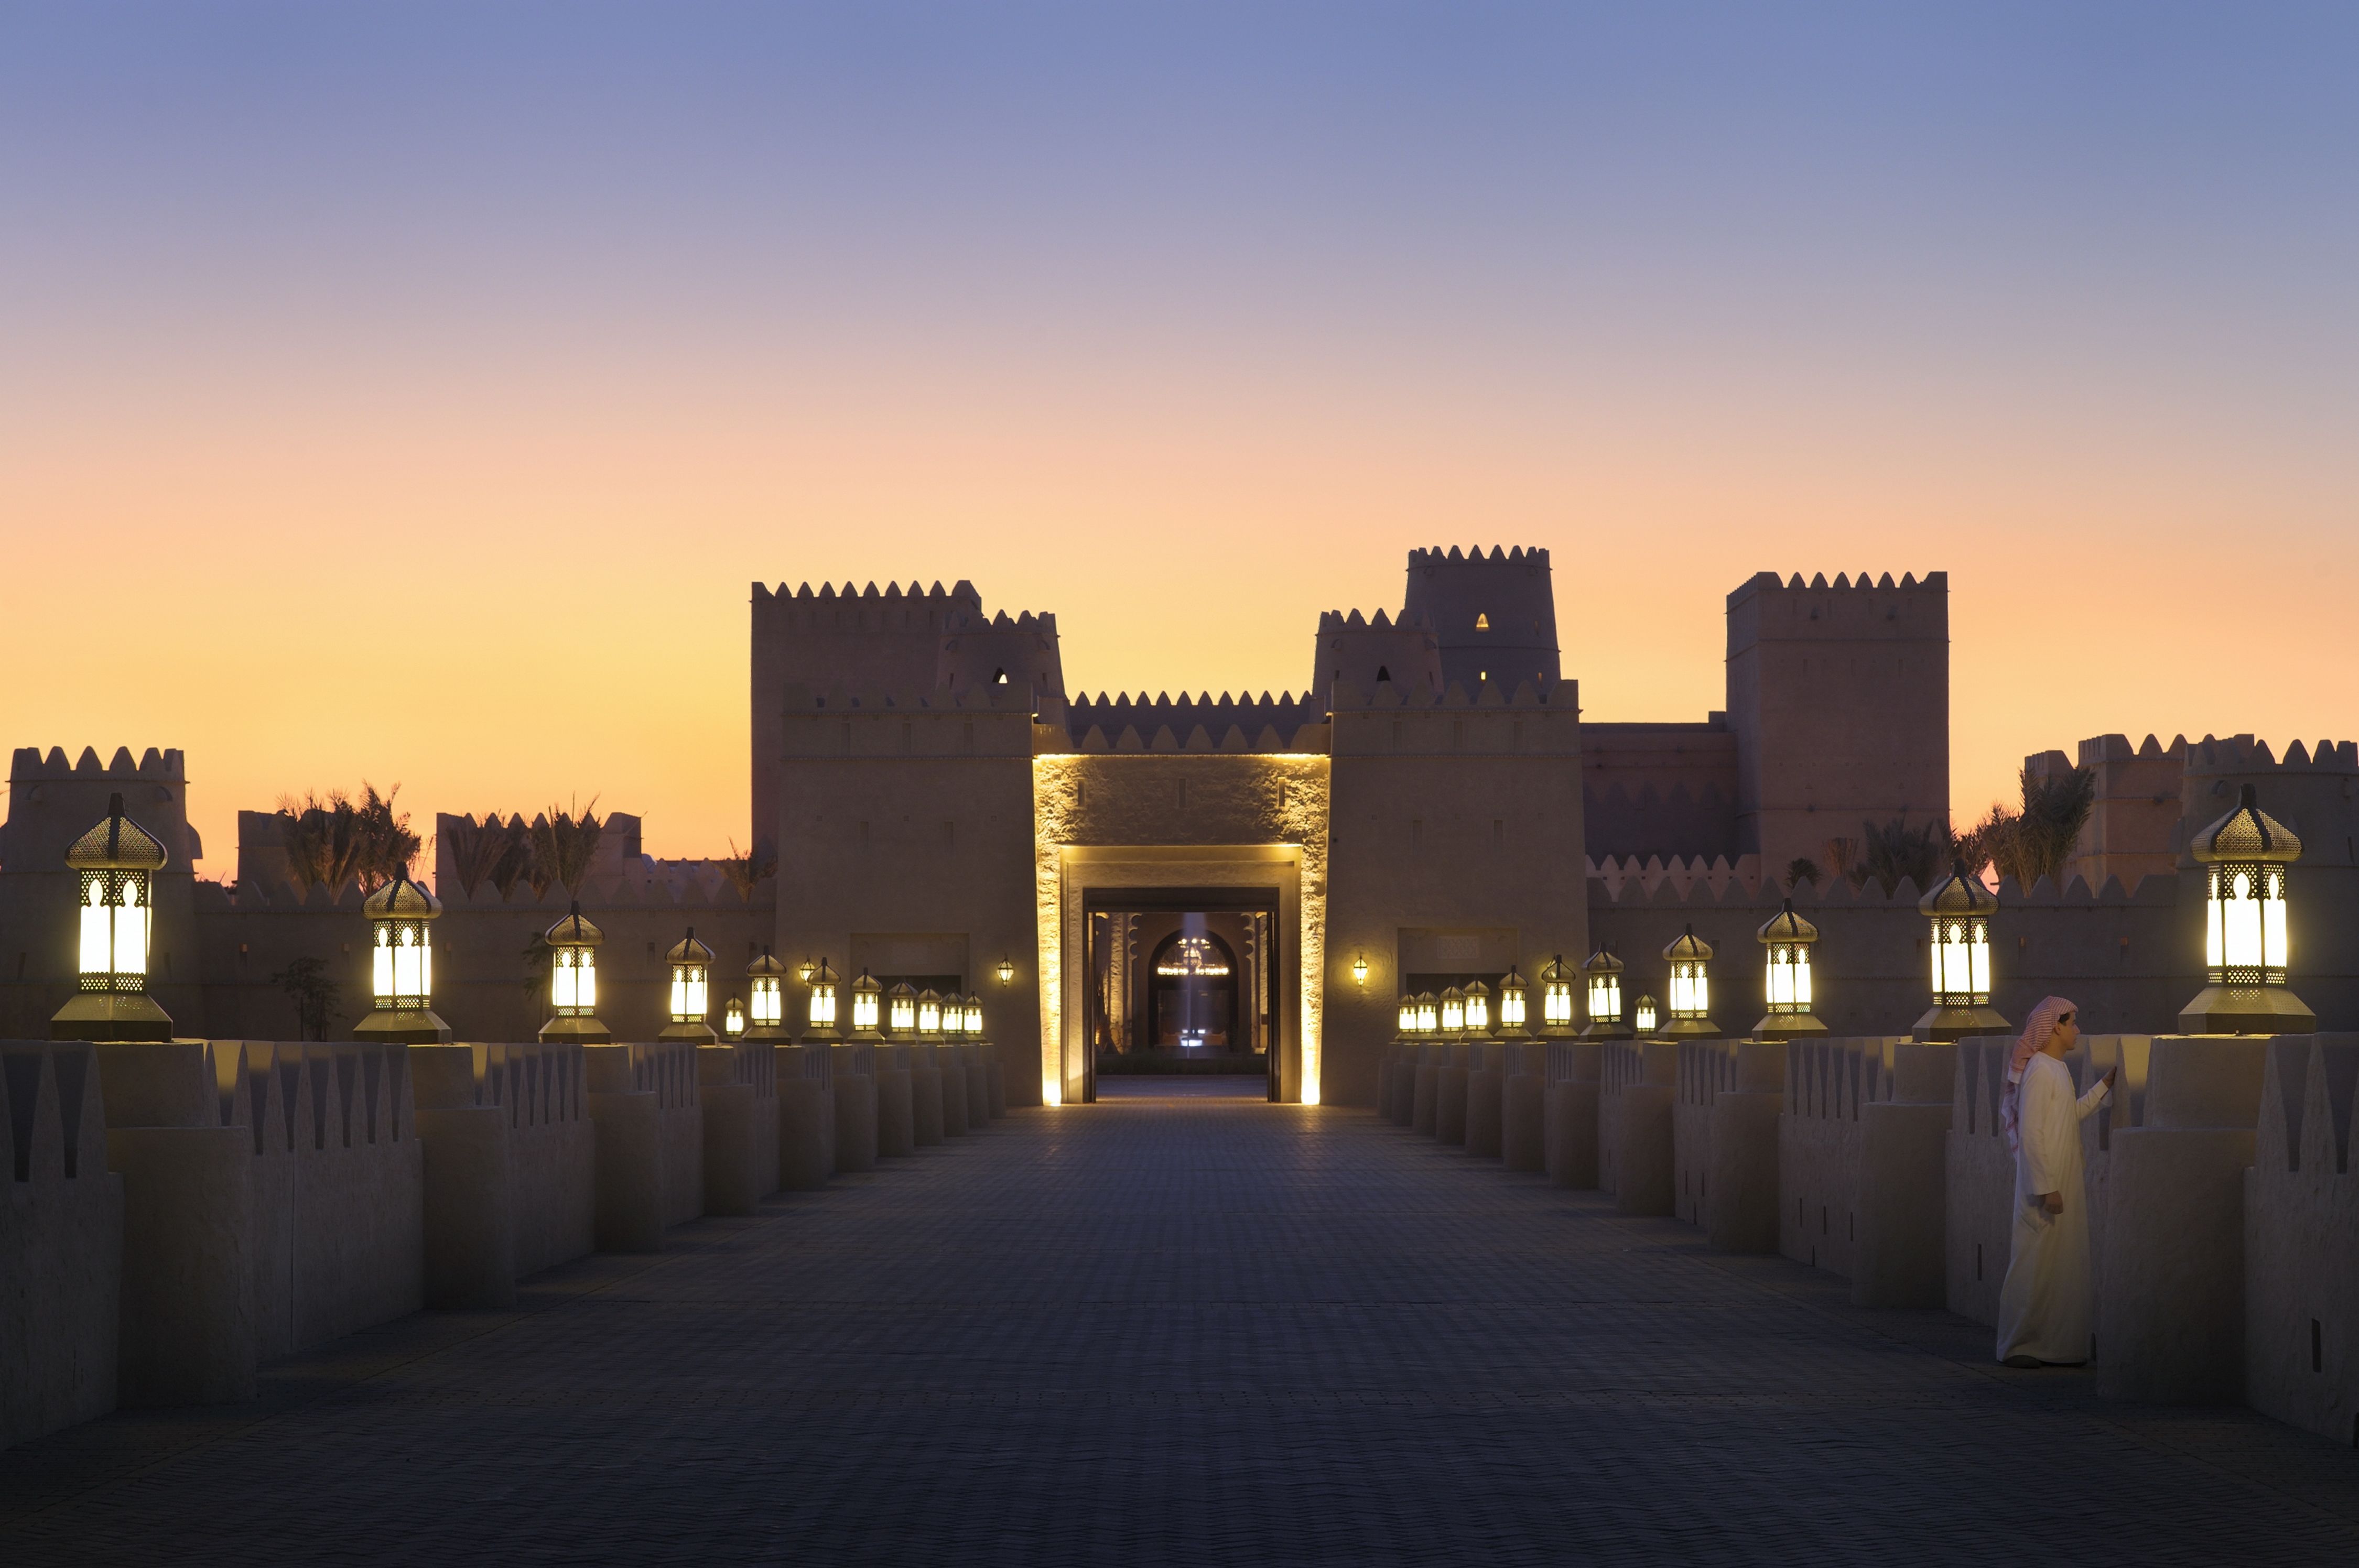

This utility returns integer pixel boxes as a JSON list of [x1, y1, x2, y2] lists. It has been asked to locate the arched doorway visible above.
[[1145, 927, 1240, 1049]]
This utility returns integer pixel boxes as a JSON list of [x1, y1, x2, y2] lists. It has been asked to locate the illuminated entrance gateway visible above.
[[758, 547, 1953, 1108]]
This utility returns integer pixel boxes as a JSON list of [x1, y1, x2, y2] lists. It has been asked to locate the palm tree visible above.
[[1856, 816, 1951, 895], [528, 799, 604, 898], [720, 839, 776, 902], [277, 783, 419, 892]]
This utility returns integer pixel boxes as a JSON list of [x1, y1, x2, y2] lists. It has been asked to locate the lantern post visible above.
[[540, 903, 611, 1045], [1575, 949, 1629, 1041], [2179, 785, 2315, 1034], [659, 928, 717, 1043], [1914, 861, 2008, 1042], [52, 792, 174, 1041], [355, 870, 452, 1044], [1753, 900, 1828, 1039]]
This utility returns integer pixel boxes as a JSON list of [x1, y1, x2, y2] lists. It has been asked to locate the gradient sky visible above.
[[4, 3, 2355, 875]]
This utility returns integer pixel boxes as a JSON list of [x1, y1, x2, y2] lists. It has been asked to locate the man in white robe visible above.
[[1996, 997, 2113, 1367]]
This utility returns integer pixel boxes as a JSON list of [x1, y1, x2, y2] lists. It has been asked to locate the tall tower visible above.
[[1725, 571, 1949, 876], [1401, 546, 1560, 694]]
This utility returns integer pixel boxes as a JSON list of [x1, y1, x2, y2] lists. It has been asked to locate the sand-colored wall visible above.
[[1, 1039, 122, 1448]]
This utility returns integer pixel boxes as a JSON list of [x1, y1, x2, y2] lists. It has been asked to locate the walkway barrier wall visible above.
[[1778, 1036, 1950, 1306], [834, 1043, 879, 1172], [876, 1044, 916, 1158], [7, 1027, 997, 1453], [1434, 1043, 1469, 1146], [412, 1041, 593, 1309], [1501, 1040, 1546, 1172], [2246, 1033, 2359, 1444], [777, 1044, 835, 1190], [1673, 1038, 1786, 1253], [1, 1040, 122, 1448], [1543, 1040, 1600, 1189], [699, 1040, 780, 1217], [584, 1041, 702, 1251], [1465, 1040, 1503, 1159], [1599, 1040, 1676, 1214]]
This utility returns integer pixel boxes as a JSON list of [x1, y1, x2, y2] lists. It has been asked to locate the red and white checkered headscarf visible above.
[[2003, 995, 2077, 1157]]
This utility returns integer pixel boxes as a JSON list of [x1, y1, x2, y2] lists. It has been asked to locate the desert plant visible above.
[[528, 799, 604, 897], [1784, 857, 1821, 889], [445, 813, 515, 897], [1856, 816, 1951, 896], [720, 839, 776, 902], [277, 783, 419, 892], [1960, 764, 2096, 889], [270, 954, 339, 1041]]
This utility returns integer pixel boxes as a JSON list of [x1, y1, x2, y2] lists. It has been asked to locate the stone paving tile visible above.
[[5, 1084, 2358, 1565]]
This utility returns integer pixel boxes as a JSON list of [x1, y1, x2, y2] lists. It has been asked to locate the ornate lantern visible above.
[[722, 997, 747, 1039], [1396, 992, 1417, 1038], [886, 980, 917, 1038], [1753, 900, 1827, 1039], [1576, 949, 1628, 1040], [746, 946, 791, 1040], [848, 968, 883, 1041], [1351, 951, 1369, 987], [540, 902, 611, 1044], [355, 871, 451, 1044], [805, 957, 841, 1042], [1416, 990, 1438, 1035], [660, 927, 716, 1043], [1633, 993, 1660, 1035], [916, 986, 944, 1039], [1660, 925, 1718, 1038], [52, 792, 174, 1041], [1463, 979, 1491, 1036], [963, 992, 986, 1039], [1496, 968, 1529, 1037], [1438, 984, 1466, 1035], [798, 956, 817, 985], [1914, 859, 2008, 1041], [2181, 784, 2314, 1034], [1536, 954, 1575, 1036], [997, 954, 1015, 986]]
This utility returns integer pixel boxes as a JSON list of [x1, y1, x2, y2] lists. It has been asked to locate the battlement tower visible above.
[[1401, 546, 1560, 695], [1725, 571, 1948, 876]]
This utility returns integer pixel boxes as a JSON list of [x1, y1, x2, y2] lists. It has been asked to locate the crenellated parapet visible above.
[[1311, 606, 1443, 705], [1401, 546, 1558, 696], [1065, 690, 1325, 755]]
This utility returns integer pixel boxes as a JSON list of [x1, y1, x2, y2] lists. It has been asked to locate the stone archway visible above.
[[1040, 845, 1316, 1106]]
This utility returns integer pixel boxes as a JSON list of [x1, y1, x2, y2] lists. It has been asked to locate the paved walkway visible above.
[[6, 1086, 2359, 1565]]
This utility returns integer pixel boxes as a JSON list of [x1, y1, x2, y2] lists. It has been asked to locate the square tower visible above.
[[1725, 572, 1948, 876]]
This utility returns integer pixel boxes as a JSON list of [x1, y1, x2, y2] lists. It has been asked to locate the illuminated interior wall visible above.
[[1033, 753, 1330, 1104]]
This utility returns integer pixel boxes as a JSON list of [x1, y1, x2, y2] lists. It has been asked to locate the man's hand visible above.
[[2042, 1191, 2064, 1215]]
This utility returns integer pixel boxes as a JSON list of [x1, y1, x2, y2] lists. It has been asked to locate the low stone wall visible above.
[[7, 1027, 1003, 1452], [699, 1040, 780, 1216], [1673, 1038, 1784, 1252], [1599, 1040, 1676, 1214], [2246, 1033, 2359, 1444], [1543, 1039, 1599, 1189], [2, 1040, 122, 1448], [412, 1041, 595, 1308], [583, 1041, 704, 1250], [1777, 1036, 1950, 1305]]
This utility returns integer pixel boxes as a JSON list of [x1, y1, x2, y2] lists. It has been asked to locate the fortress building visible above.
[[755, 549, 1950, 1108], [7, 547, 2352, 1107]]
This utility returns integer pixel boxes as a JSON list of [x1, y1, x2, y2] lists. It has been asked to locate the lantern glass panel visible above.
[[1585, 973, 1619, 1024], [852, 988, 878, 1031], [1635, 995, 1659, 1033], [1417, 997, 1437, 1033], [724, 998, 746, 1037], [1668, 960, 1709, 1019], [1544, 981, 1572, 1026], [918, 995, 940, 1033], [551, 948, 596, 1014], [670, 963, 708, 1022], [1765, 946, 1811, 1012], [1500, 986, 1526, 1028], [1440, 993, 1465, 1032], [1465, 990, 1489, 1032], [811, 980, 838, 1028], [890, 995, 915, 1032], [751, 976, 781, 1025], [965, 997, 983, 1031]]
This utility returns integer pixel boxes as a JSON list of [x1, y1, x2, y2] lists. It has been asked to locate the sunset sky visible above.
[[4, 4, 2355, 876]]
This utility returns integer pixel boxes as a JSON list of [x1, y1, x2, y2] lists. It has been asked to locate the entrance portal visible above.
[[1042, 844, 1314, 1106], [1084, 905, 1275, 1102]]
